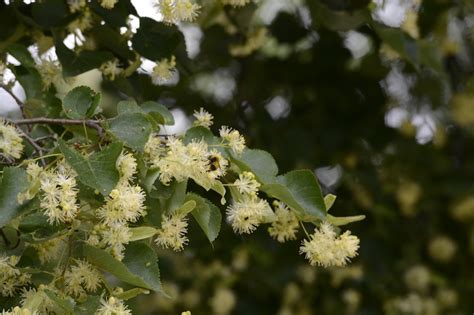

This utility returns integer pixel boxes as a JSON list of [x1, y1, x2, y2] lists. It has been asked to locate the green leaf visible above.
[[63, 86, 101, 119], [115, 288, 150, 301], [164, 180, 188, 214], [0, 167, 31, 228], [117, 100, 142, 114], [229, 149, 278, 183], [326, 214, 366, 226], [186, 193, 222, 243], [74, 295, 101, 315], [55, 38, 113, 76], [7, 44, 35, 68], [311, 2, 370, 31], [141, 101, 175, 125], [183, 126, 219, 145], [122, 242, 162, 292], [59, 140, 122, 195], [324, 194, 337, 212], [31, 0, 70, 28], [89, 0, 137, 27], [142, 168, 160, 194], [262, 170, 326, 220], [374, 24, 444, 73], [108, 112, 153, 151], [131, 18, 184, 60], [175, 200, 196, 217], [129, 226, 158, 241], [44, 289, 75, 314], [84, 244, 162, 292]]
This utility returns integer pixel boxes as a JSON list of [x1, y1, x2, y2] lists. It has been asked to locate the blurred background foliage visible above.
[[1, 0, 474, 314]]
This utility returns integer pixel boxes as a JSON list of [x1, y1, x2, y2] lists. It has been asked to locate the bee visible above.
[[208, 155, 220, 172]]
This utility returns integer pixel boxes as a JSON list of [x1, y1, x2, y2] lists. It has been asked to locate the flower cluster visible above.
[[193, 108, 214, 129], [64, 260, 102, 297], [300, 222, 360, 267], [152, 56, 177, 85], [92, 152, 146, 259], [155, 212, 189, 251], [35, 58, 63, 90], [0, 256, 31, 297], [0, 120, 24, 160], [268, 201, 299, 243], [226, 172, 274, 234], [219, 126, 246, 155], [148, 136, 228, 187], [96, 297, 131, 315], [39, 161, 79, 224], [156, 0, 200, 24]]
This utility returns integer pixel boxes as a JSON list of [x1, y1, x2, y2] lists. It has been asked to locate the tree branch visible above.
[[1, 84, 26, 117], [13, 117, 104, 138], [18, 130, 46, 166]]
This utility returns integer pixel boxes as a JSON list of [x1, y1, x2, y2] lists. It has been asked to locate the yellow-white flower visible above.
[[116, 151, 138, 184], [64, 260, 102, 297], [0, 256, 31, 297], [193, 108, 214, 128], [428, 236, 457, 263], [300, 222, 359, 267], [157, 0, 200, 24], [0, 120, 24, 160], [96, 297, 131, 315], [97, 184, 146, 225], [39, 161, 79, 224], [100, 222, 132, 260], [155, 213, 189, 251], [68, 8, 93, 32], [156, 137, 228, 186], [151, 56, 176, 85], [100, 59, 122, 81], [99, 0, 118, 9], [209, 288, 236, 315], [68, 0, 86, 12], [219, 126, 246, 154], [226, 195, 272, 234], [233, 171, 260, 196], [268, 202, 299, 242], [36, 58, 63, 90], [31, 236, 66, 264]]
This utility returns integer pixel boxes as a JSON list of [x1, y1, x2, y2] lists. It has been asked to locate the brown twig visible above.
[[13, 117, 104, 138], [21, 132, 46, 166], [1, 84, 26, 117]]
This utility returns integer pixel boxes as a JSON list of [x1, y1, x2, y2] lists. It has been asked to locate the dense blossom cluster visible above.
[[89, 152, 147, 260], [0, 256, 31, 297], [0, 103, 361, 314], [0, 120, 24, 160], [300, 222, 360, 267]]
